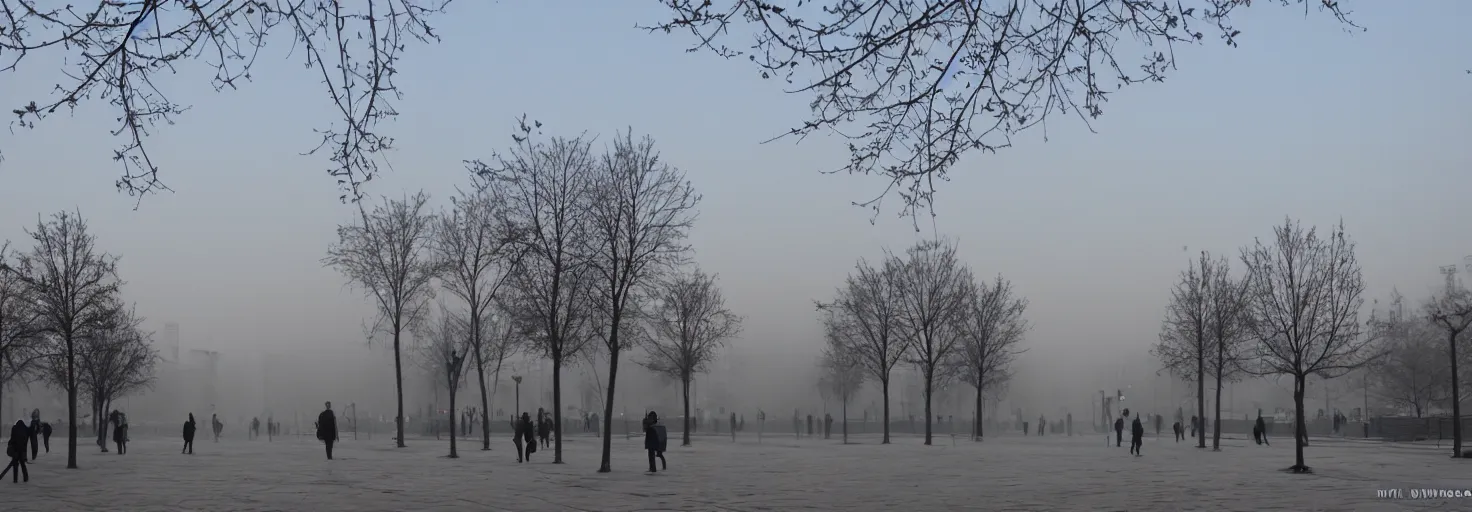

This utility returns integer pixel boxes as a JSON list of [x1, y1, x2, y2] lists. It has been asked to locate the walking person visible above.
[[518, 413, 536, 462], [1173, 421, 1184, 442], [39, 421, 51, 453], [183, 414, 197, 454], [317, 402, 339, 460], [1130, 414, 1145, 456], [27, 409, 40, 461], [2, 420, 29, 483], [1113, 416, 1125, 447], [644, 411, 667, 473], [1254, 414, 1270, 446], [212, 414, 223, 442]]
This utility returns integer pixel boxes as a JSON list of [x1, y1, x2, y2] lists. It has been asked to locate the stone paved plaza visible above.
[[0, 430, 1467, 511]]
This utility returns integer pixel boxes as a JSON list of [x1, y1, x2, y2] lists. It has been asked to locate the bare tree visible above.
[[0, 242, 44, 414], [4, 211, 121, 469], [954, 274, 1027, 442], [65, 302, 158, 437], [892, 238, 972, 445], [642, 269, 742, 448], [816, 256, 905, 443], [821, 324, 867, 445], [0, 0, 449, 202], [1205, 256, 1250, 450], [1367, 298, 1447, 418], [414, 302, 470, 458], [1425, 285, 1472, 457], [324, 192, 439, 448], [1152, 251, 1215, 449], [584, 130, 701, 471], [1240, 218, 1379, 473], [434, 186, 523, 451], [470, 119, 598, 464], [646, 1, 1357, 220]]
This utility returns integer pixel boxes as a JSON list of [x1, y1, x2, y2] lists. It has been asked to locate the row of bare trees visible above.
[[1155, 218, 1415, 473], [0, 211, 158, 470], [818, 239, 1028, 446], [327, 119, 742, 471], [1364, 283, 1472, 454]]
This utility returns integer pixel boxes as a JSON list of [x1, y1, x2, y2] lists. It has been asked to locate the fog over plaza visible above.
[[0, 0, 1468, 467]]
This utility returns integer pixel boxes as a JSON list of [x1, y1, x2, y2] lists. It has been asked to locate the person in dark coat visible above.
[[39, 421, 51, 453], [1173, 421, 1184, 442], [824, 413, 833, 439], [516, 413, 536, 462], [644, 411, 667, 472], [1254, 414, 1270, 446], [1129, 415, 1145, 455], [1113, 416, 1124, 447], [317, 402, 339, 460], [112, 411, 129, 454], [2, 420, 29, 483], [27, 409, 40, 461], [183, 414, 197, 454]]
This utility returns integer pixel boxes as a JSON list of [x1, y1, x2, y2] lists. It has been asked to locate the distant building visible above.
[[162, 322, 180, 363]]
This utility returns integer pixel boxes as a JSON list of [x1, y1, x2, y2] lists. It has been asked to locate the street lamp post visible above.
[[512, 375, 523, 418]]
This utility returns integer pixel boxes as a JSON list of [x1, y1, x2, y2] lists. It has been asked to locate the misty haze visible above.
[[0, 1, 1470, 511]]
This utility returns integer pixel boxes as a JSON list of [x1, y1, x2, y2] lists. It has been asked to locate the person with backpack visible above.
[[644, 411, 667, 473]]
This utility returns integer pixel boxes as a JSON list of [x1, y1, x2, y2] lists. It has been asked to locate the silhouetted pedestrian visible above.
[[27, 409, 39, 461], [317, 402, 339, 460], [1254, 415, 1269, 446], [212, 414, 223, 442], [519, 413, 537, 462], [644, 411, 667, 473], [112, 411, 129, 455], [1130, 415, 1145, 456], [2, 420, 29, 483], [1113, 417, 1124, 447], [824, 413, 833, 439], [39, 421, 51, 453], [1173, 421, 1183, 442], [182, 414, 197, 454]]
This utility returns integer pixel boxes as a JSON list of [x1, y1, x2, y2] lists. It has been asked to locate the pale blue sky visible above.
[[1, 2, 1468, 408]]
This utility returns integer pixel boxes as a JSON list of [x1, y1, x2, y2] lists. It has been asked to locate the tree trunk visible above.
[[1450, 330, 1463, 457], [552, 356, 564, 464], [1292, 376, 1308, 471], [393, 328, 406, 448], [681, 373, 692, 447], [473, 313, 491, 451], [881, 377, 891, 444], [599, 345, 621, 472], [447, 378, 458, 458], [1196, 336, 1206, 449], [923, 368, 934, 446], [66, 333, 77, 468], [974, 368, 984, 442], [842, 396, 849, 444], [1212, 369, 1224, 451]]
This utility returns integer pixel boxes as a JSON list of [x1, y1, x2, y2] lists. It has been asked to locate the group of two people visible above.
[[1112, 411, 1146, 456], [3, 410, 54, 484]]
